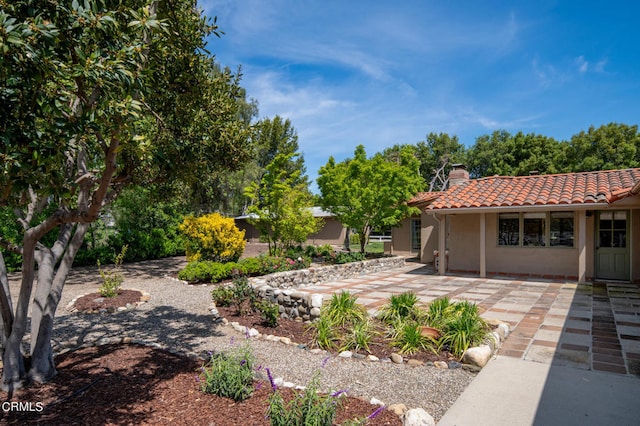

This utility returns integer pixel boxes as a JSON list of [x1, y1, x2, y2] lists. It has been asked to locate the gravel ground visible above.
[[9, 252, 476, 421]]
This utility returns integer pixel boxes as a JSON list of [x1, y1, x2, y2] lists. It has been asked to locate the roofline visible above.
[[425, 203, 610, 214]]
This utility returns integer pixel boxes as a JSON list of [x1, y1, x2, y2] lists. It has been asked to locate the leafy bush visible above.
[[179, 213, 246, 262], [340, 318, 377, 353], [211, 285, 235, 307], [332, 251, 366, 264], [98, 245, 127, 298], [177, 261, 236, 283], [307, 315, 338, 350], [440, 300, 489, 357], [391, 321, 437, 355], [256, 300, 280, 327], [199, 343, 256, 401], [323, 291, 367, 327], [317, 244, 334, 257], [230, 276, 257, 315], [266, 368, 342, 426], [377, 291, 423, 324]]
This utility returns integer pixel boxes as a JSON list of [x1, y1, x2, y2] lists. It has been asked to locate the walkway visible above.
[[302, 261, 640, 425], [302, 261, 640, 375]]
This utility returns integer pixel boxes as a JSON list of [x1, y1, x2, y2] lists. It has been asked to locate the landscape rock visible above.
[[367, 355, 380, 362], [388, 403, 408, 416], [390, 353, 404, 364], [462, 344, 492, 368], [498, 322, 510, 339], [407, 359, 424, 367], [338, 351, 353, 358], [433, 361, 448, 369], [402, 408, 435, 426]]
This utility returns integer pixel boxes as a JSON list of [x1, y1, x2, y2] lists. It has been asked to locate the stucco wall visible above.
[[308, 218, 346, 246], [391, 216, 414, 256]]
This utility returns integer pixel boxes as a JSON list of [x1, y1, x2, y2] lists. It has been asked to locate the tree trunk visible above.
[[29, 223, 88, 383], [1, 237, 37, 391]]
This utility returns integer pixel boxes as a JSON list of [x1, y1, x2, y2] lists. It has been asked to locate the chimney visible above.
[[449, 164, 469, 187]]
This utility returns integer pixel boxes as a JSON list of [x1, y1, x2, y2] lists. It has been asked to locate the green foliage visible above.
[[331, 251, 366, 264], [97, 246, 128, 298], [179, 213, 246, 262], [178, 261, 236, 283], [317, 244, 334, 257], [199, 344, 256, 401], [323, 291, 367, 328], [230, 276, 257, 315], [377, 291, 423, 324], [307, 315, 338, 350], [425, 296, 455, 330], [256, 300, 280, 327], [266, 369, 341, 426], [340, 319, 377, 353], [440, 300, 489, 358], [391, 322, 437, 355], [245, 153, 322, 256], [318, 145, 424, 252], [211, 285, 235, 307], [567, 123, 640, 171]]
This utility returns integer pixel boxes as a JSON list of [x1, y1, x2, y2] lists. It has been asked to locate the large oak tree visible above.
[[0, 0, 251, 390]]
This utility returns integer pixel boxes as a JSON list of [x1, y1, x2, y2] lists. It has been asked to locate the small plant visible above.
[[211, 285, 235, 307], [323, 291, 367, 327], [332, 251, 366, 264], [441, 301, 488, 358], [97, 245, 128, 298], [199, 343, 256, 401], [392, 321, 437, 355], [377, 291, 423, 324], [231, 276, 257, 315], [426, 296, 455, 329], [317, 244, 334, 257], [266, 367, 343, 426], [307, 314, 338, 350], [340, 318, 377, 353], [256, 300, 280, 327]]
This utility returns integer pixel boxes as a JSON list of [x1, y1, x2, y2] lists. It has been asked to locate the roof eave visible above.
[[425, 203, 609, 214]]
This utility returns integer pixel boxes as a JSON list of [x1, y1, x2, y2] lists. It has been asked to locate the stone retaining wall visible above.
[[249, 256, 405, 321]]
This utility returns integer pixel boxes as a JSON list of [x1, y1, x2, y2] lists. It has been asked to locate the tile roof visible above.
[[421, 168, 640, 211]]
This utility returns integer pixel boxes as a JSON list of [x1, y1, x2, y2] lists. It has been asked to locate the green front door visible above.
[[596, 211, 630, 281]]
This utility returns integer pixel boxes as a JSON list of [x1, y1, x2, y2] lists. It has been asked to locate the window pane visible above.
[[411, 219, 421, 251], [523, 217, 546, 246], [550, 212, 574, 247], [498, 214, 519, 246]]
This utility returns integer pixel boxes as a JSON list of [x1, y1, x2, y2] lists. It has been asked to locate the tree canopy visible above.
[[318, 145, 424, 252], [0, 0, 252, 390]]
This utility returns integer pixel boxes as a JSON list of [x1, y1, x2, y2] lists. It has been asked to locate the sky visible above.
[[199, 0, 640, 190]]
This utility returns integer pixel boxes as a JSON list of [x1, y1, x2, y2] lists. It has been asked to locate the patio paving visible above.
[[301, 261, 640, 377]]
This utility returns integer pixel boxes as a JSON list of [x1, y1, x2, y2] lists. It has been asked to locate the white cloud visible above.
[[575, 55, 589, 73]]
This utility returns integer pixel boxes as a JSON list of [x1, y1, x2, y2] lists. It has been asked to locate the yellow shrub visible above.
[[179, 213, 246, 262]]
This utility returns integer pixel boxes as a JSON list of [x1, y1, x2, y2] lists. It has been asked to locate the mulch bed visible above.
[[72, 289, 143, 313], [0, 344, 400, 425], [216, 306, 455, 364]]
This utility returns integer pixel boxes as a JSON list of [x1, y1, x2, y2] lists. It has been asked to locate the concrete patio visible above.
[[300, 261, 640, 425]]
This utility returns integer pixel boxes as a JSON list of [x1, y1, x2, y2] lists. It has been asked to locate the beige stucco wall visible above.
[[391, 216, 415, 257], [420, 211, 439, 263], [309, 218, 347, 246], [235, 217, 346, 246], [447, 212, 585, 279]]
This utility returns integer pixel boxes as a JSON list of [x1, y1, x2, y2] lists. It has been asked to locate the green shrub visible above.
[[377, 291, 423, 324], [304, 245, 318, 258], [211, 285, 235, 307], [323, 291, 367, 327], [179, 213, 246, 262], [178, 261, 236, 283], [98, 245, 127, 298], [317, 244, 334, 257], [266, 368, 341, 426], [340, 318, 377, 353], [392, 321, 437, 355], [199, 343, 255, 401], [256, 300, 280, 327], [440, 300, 488, 358], [332, 251, 366, 264], [307, 315, 338, 350]]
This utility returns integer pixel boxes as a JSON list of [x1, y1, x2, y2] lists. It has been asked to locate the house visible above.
[[392, 165, 640, 283], [234, 207, 347, 247]]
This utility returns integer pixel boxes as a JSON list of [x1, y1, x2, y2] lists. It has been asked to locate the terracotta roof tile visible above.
[[426, 168, 640, 210]]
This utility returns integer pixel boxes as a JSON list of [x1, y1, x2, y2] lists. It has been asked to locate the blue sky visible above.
[[199, 0, 640, 189]]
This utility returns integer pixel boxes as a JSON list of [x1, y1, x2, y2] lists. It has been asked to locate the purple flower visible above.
[[368, 406, 386, 419], [245, 327, 250, 339], [266, 367, 277, 391], [207, 350, 213, 357], [255, 381, 263, 390], [321, 355, 330, 368], [229, 336, 235, 346], [330, 389, 347, 398], [240, 359, 247, 366], [195, 374, 201, 382], [255, 365, 263, 372]]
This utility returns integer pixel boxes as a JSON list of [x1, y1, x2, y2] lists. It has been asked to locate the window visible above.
[[550, 212, 574, 247], [498, 213, 519, 246], [499, 211, 574, 248], [411, 219, 421, 251], [523, 212, 546, 246]]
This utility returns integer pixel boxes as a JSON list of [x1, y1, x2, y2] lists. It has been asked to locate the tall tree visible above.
[[0, 0, 251, 389], [244, 154, 320, 255], [318, 145, 424, 252], [567, 123, 640, 172]]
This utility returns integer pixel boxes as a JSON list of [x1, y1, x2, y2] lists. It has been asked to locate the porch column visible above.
[[480, 213, 486, 278], [578, 210, 586, 284], [438, 214, 446, 275]]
